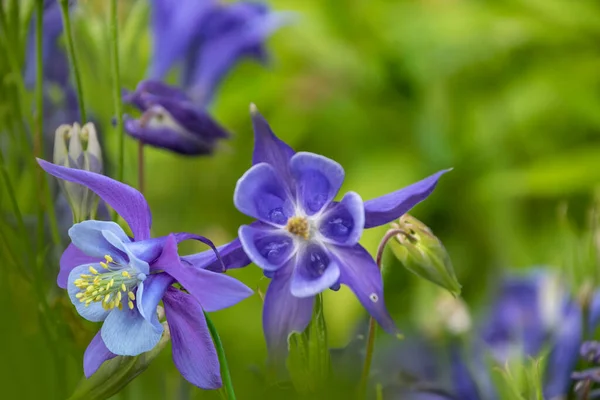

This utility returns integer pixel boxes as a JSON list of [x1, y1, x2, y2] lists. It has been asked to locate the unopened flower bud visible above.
[[53, 122, 103, 222], [388, 214, 462, 297]]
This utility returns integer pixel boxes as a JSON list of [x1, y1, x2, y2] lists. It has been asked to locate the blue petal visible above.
[[153, 235, 253, 312], [363, 169, 450, 229], [234, 162, 295, 226], [318, 192, 365, 246], [181, 237, 252, 272], [163, 288, 222, 389], [290, 243, 340, 298], [123, 80, 190, 110], [250, 105, 295, 182], [101, 307, 163, 356], [59, 243, 101, 289], [290, 152, 345, 215], [67, 264, 111, 322], [37, 159, 153, 240], [83, 331, 117, 378], [102, 230, 150, 275], [588, 290, 600, 330], [68, 220, 130, 262], [238, 224, 296, 272], [332, 244, 398, 335], [137, 273, 174, 331], [263, 263, 314, 359]]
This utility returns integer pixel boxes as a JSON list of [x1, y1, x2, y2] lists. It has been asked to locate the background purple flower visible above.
[[233, 105, 448, 357]]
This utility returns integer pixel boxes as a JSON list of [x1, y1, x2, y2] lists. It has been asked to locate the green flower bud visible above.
[[388, 214, 462, 297], [53, 123, 103, 222]]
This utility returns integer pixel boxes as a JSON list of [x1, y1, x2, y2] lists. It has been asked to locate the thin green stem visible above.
[[34, 0, 45, 252], [109, 0, 125, 182], [204, 312, 237, 400], [58, 0, 86, 122]]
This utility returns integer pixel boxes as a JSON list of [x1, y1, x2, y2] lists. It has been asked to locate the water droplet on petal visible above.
[[268, 208, 287, 225], [369, 293, 379, 302]]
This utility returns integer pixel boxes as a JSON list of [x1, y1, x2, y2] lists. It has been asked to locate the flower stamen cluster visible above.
[[286, 216, 310, 240]]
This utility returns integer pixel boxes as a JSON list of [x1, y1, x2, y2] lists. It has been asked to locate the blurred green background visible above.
[[2, 0, 600, 398]]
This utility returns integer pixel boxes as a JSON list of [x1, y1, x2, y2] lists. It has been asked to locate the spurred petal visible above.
[[137, 273, 174, 331], [332, 244, 398, 334], [181, 238, 252, 272], [153, 235, 253, 312], [290, 152, 345, 215], [163, 288, 222, 389], [37, 159, 152, 240], [83, 331, 117, 378], [290, 243, 340, 298], [363, 169, 450, 229], [67, 264, 111, 322], [238, 223, 296, 272], [123, 80, 189, 110], [263, 264, 314, 358], [101, 307, 163, 356], [68, 221, 130, 263], [250, 105, 295, 178], [234, 162, 294, 226], [59, 243, 100, 289], [318, 192, 365, 246]]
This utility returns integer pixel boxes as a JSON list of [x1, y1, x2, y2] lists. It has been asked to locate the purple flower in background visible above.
[[37, 159, 253, 388], [123, 80, 229, 155], [149, 0, 293, 105], [233, 105, 448, 357]]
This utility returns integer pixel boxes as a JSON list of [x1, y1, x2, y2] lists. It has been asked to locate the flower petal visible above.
[[68, 220, 130, 262], [59, 243, 101, 289], [181, 237, 252, 272], [67, 264, 111, 322], [290, 152, 345, 215], [363, 169, 450, 229], [290, 243, 340, 298], [153, 235, 253, 312], [331, 244, 398, 334], [123, 79, 189, 110], [250, 105, 295, 179], [318, 191, 365, 246], [37, 159, 152, 240], [102, 230, 150, 276], [83, 331, 117, 378], [137, 273, 174, 331], [163, 288, 222, 389], [239, 223, 296, 272], [101, 307, 163, 356], [234, 162, 294, 226], [263, 264, 314, 358]]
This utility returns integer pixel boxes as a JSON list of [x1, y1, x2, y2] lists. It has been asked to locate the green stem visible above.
[[204, 312, 237, 400], [34, 0, 45, 252], [58, 0, 86, 122], [137, 141, 145, 194], [109, 0, 125, 183]]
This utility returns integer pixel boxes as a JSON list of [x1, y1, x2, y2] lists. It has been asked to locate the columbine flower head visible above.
[[37, 159, 253, 389], [233, 104, 449, 357], [123, 80, 229, 155], [149, 0, 294, 105]]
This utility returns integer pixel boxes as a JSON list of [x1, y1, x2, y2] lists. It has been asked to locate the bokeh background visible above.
[[2, 0, 600, 398]]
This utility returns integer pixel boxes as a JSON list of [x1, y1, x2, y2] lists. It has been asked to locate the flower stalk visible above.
[[109, 0, 125, 182], [205, 312, 237, 400]]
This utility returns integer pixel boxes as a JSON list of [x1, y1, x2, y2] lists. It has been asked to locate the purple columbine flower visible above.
[[149, 0, 293, 105], [37, 159, 253, 389], [233, 105, 449, 357], [123, 80, 229, 155]]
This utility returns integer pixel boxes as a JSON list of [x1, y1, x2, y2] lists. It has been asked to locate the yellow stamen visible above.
[[105, 255, 113, 263], [128, 300, 134, 310], [75, 293, 84, 299], [100, 262, 108, 269], [128, 291, 135, 301], [121, 271, 130, 278], [121, 283, 126, 292], [104, 294, 111, 303], [89, 266, 99, 275], [117, 292, 122, 302], [118, 303, 123, 310], [86, 286, 94, 293]]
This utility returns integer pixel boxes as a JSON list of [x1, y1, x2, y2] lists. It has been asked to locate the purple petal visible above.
[[318, 191, 365, 246], [290, 243, 340, 297], [83, 331, 117, 378], [250, 105, 295, 180], [588, 290, 600, 330], [137, 273, 174, 331], [163, 287, 222, 389], [59, 243, 100, 289], [181, 238, 252, 272], [123, 80, 190, 110], [37, 159, 152, 240], [101, 306, 163, 356], [234, 162, 294, 226], [153, 235, 253, 312], [263, 264, 314, 358], [332, 244, 398, 335], [363, 169, 450, 229], [290, 152, 345, 215], [238, 224, 296, 272]]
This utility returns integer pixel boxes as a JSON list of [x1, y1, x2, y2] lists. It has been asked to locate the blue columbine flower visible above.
[[149, 0, 293, 106], [122, 80, 229, 155], [37, 159, 253, 388], [233, 105, 448, 357]]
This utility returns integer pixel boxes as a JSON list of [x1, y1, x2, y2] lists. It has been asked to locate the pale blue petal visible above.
[[101, 307, 163, 356], [68, 221, 130, 262], [318, 191, 365, 246], [67, 264, 111, 322], [290, 243, 340, 297]]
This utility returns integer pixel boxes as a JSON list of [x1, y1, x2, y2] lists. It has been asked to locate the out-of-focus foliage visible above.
[[2, 0, 600, 398]]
